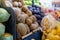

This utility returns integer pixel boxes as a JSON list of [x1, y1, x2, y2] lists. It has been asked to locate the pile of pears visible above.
[[42, 21, 60, 40]]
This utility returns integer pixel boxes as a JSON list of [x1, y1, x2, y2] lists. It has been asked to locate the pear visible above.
[[50, 29, 57, 35], [56, 21, 60, 36], [47, 33, 60, 40]]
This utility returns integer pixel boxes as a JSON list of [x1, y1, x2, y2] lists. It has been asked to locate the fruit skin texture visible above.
[[29, 15, 37, 22], [25, 24, 30, 33], [56, 21, 60, 36], [30, 22, 39, 30], [17, 23, 27, 36], [0, 23, 5, 37], [47, 33, 60, 40], [0, 8, 10, 22], [49, 29, 57, 35], [21, 5, 32, 16], [25, 18, 32, 26], [1, 33, 13, 40]]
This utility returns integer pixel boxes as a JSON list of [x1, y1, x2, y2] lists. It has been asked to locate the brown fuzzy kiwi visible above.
[[25, 24, 30, 33], [34, 22, 39, 27], [30, 22, 39, 30], [25, 18, 32, 26], [19, 0, 25, 5], [21, 5, 28, 12], [17, 23, 27, 36], [21, 12, 29, 18], [12, 7, 21, 16], [32, 15, 37, 22], [18, 2, 22, 7], [13, 1, 19, 7], [29, 15, 37, 22], [21, 5, 32, 16], [17, 14, 25, 23], [26, 10, 32, 16]]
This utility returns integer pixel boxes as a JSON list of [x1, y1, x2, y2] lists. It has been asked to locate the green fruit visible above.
[[1, 33, 13, 40], [0, 8, 10, 22], [24, 1, 32, 5], [0, 23, 5, 37]]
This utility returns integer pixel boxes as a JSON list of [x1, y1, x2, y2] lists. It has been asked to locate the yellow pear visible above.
[[45, 39, 50, 40], [47, 33, 60, 40], [42, 35, 45, 40], [56, 21, 60, 36], [50, 29, 57, 35], [56, 29, 60, 36]]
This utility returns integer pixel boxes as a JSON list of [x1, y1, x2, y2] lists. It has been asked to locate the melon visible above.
[[1, 33, 13, 40], [0, 8, 10, 22], [17, 23, 27, 36], [0, 23, 5, 37]]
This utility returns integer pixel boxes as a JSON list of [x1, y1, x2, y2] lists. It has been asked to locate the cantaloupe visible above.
[[0, 23, 5, 37], [0, 8, 10, 22], [17, 23, 27, 36]]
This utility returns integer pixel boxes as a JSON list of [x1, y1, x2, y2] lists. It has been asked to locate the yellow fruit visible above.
[[45, 39, 50, 40], [46, 29, 51, 33], [56, 21, 60, 36], [47, 33, 60, 40], [56, 29, 60, 36], [55, 10, 60, 17], [4, 33, 12, 37], [50, 29, 57, 35], [42, 35, 45, 40]]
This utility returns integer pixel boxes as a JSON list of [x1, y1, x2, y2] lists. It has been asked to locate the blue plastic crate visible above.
[[23, 30, 43, 40]]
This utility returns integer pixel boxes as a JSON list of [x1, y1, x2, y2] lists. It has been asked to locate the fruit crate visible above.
[[0, 7, 16, 40], [22, 28, 43, 40]]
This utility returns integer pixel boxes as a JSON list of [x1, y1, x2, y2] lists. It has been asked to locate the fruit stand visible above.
[[0, 0, 60, 40]]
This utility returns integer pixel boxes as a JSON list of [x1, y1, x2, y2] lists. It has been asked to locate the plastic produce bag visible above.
[[41, 14, 56, 31]]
